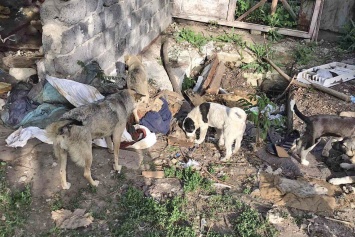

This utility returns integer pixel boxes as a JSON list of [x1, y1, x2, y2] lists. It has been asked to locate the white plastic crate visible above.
[[296, 62, 355, 87]]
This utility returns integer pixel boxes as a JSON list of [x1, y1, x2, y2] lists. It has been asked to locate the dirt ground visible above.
[[1, 21, 355, 236]]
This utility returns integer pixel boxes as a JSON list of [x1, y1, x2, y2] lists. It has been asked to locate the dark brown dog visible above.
[[46, 89, 143, 189]]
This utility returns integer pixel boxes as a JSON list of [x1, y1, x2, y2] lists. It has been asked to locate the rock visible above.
[[146, 178, 183, 200], [118, 150, 143, 170], [9, 68, 37, 81], [243, 72, 263, 86]]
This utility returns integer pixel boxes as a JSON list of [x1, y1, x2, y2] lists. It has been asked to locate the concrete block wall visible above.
[[39, 0, 172, 78]]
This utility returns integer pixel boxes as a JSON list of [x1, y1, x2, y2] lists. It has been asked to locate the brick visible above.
[[86, 33, 106, 58]]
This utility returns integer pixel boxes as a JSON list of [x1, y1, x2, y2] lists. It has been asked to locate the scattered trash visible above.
[[296, 62, 355, 87], [51, 209, 94, 229], [140, 97, 172, 135], [181, 159, 199, 169]]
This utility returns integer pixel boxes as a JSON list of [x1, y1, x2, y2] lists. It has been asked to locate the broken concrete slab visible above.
[[258, 172, 337, 215]]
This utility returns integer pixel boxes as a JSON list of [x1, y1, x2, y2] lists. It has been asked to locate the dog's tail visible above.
[[230, 107, 247, 121], [46, 119, 83, 140], [290, 99, 310, 124]]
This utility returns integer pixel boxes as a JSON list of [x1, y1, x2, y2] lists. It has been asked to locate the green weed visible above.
[[112, 187, 195, 237], [0, 163, 32, 237], [339, 20, 355, 52], [267, 29, 283, 42], [242, 43, 273, 73], [182, 76, 196, 91], [293, 42, 316, 65], [235, 0, 297, 28], [176, 28, 209, 48], [239, 93, 284, 144]]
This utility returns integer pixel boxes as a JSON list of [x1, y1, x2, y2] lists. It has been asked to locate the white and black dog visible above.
[[291, 100, 355, 166], [182, 102, 247, 162]]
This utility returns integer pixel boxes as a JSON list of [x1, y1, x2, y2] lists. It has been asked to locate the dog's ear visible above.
[[136, 54, 143, 62], [124, 55, 130, 63]]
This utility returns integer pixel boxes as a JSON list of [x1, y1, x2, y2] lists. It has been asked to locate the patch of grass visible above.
[[176, 28, 209, 48], [50, 194, 64, 211], [164, 167, 212, 192], [182, 76, 196, 91], [293, 42, 316, 65], [242, 43, 273, 73], [0, 162, 32, 237], [212, 30, 246, 47], [267, 29, 283, 42], [112, 187, 195, 237], [339, 20, 355, 52]]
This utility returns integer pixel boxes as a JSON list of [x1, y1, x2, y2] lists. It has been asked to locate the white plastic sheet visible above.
[[6, 126, 53, 147], [46, 75, 104, 107]]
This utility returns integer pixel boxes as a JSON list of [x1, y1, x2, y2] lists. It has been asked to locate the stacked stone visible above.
[[40, 0, 171, 78]]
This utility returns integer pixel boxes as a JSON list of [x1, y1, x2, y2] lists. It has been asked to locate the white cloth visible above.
[[6, 127, 53, 147]]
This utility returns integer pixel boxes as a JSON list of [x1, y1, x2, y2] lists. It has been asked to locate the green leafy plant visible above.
[[267, 29, 283, 42], [113, 187, 195, 237], [235, 0, 297, 28], [339, 20, 355, 52], [293, 42, 316, 65], [176, 28, 209, 48], [240, 93, 284, 145], [242, 43, 273, 73], [0, 162, 32, 237], [182, 76, 196, 91]]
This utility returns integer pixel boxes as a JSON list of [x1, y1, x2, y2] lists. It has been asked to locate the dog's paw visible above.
[[195, 139, 204, 145], [62, 182, 71, 190], [92, 180, 100, 187], [113, 164, 122, 173], [301, 159, 310, 166], [340, 163, 355, 170]]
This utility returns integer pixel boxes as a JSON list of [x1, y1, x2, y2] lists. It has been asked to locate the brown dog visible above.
[[46, 89, 143, 189], [124, 54, 149, 122]]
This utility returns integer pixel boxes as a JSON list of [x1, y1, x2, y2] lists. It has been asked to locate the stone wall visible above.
[[39, 0, 171, 78], [320, 0, 355, 33]]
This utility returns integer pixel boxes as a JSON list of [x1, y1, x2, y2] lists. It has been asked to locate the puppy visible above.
[[124, 54, 149, 122], [328, 136, 355, 185], [291, 100, 355, 166], [46, 89, 143, 189], [182, 102, 247, 162]]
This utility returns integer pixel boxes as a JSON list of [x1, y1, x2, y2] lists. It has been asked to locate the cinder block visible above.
[[104, 3, 122, 28], [79, 13, 104, 40], [61, 24, 84, 54], [57, 0, 87, 25], [42, 23, 67, 54], [86, 33, 106, 58], [40, 1, 60, 25], [53, 49, 88, 76], [86, 0, 99, 14], [126, 27, 141, 47], [141, 4, 154, 20], [103, 28, 115, 48], [95, 49, 117, 72]]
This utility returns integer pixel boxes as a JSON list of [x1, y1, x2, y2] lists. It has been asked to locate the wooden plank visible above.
[[280, 0, 297, 21], [308, 0, 322, 37], [202, 55, 219, 92], [205, 62, 226, 94], [271, 0, 279, 15], [227, 0, 237, 21], [173, 14, 311, 38], [236, 0, 267, 21], [311, 0, 324, 42]]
